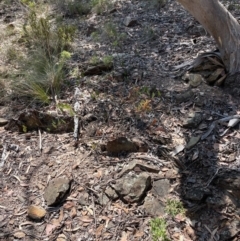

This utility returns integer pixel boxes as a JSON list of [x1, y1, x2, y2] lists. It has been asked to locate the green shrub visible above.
[[23, 11, 76, 58], [102, 55, 113, 67], [21, 0, 36, 8], [150, 218, 170, 241], [52, 0, 92, 16], [165, 199, 185, 217], [91, 0, 112, 14], [89, 55, 113, 67], [92, 22, 126, 47]]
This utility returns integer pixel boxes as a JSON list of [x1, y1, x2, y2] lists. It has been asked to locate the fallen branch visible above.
[[202, 115, 240, 140]]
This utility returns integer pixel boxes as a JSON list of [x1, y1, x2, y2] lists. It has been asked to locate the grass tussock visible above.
[[52, 0, 92, 16], [10, 7, 76, 104], [91, 21, 126, 47], [53, 0, 113, 16]]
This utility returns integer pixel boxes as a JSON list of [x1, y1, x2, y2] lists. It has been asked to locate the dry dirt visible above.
[[1, 0, 240, 241]]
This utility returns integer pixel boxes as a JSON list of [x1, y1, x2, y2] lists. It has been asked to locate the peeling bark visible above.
[[177, 0, 240, 74]]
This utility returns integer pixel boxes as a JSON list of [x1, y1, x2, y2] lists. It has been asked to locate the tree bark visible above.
[[177, 0, 240, 74]]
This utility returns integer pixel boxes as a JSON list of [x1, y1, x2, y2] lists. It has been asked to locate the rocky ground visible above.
[[1, 0, 240, 240]]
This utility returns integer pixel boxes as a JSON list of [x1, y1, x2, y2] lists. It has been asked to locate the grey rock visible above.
[[44, 177, 71, 206], [98, 192, 110, 206], [152, 179, 170, 197], [112, 172, 151, 203], [143, 196, 165, 216], [182, 112, 203, 128], [175, 89, 194, 103]]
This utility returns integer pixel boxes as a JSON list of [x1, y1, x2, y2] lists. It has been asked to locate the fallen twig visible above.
[[0, 144, 9, 168]]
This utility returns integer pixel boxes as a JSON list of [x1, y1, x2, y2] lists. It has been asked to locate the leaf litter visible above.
[[1, 0, 240, 240]]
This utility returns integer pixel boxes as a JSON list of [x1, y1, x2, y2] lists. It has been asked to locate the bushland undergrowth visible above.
[[11, 3, 76, 104]]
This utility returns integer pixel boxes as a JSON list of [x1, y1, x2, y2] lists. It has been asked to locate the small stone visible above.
[[132, 138, 148, 152], [0, 118, 8, 126], [78, 192, 89, 206], [27, 205, 46, 220], [186, 135, 201, 149], [182, 112, 203, 128], [105, 186, 118, 200], [123, 16, 138, 27], [106, 137, 138, 154]]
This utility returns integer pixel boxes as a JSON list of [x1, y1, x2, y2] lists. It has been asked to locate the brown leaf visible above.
[[175, 213, 186, 222], [120, 231, 130, 241], [51, 219, 61, 227], [58, 208, 64, 223], [79, 215, 93, 223], [99, 215, 111, 228], [113, 203, 129, 214], [82, 222, 91, 227], [70, 207, 77, 218], [46, 224, 58, 236], [184, 225, 196, 239], [134, 230, 144, 238], [63, 201, 75, 210], [95, 224, 104, 236], [103, 232, 113, 239], [13, 231, 26, 239], [51, 208, 64, 228]]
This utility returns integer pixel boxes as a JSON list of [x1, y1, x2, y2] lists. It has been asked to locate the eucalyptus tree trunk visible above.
[[177, 0, 240, 74]]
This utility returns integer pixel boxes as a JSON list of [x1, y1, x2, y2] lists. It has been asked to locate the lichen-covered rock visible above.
[[112, 172, 151, 203], [44, 177, 71, 206]]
